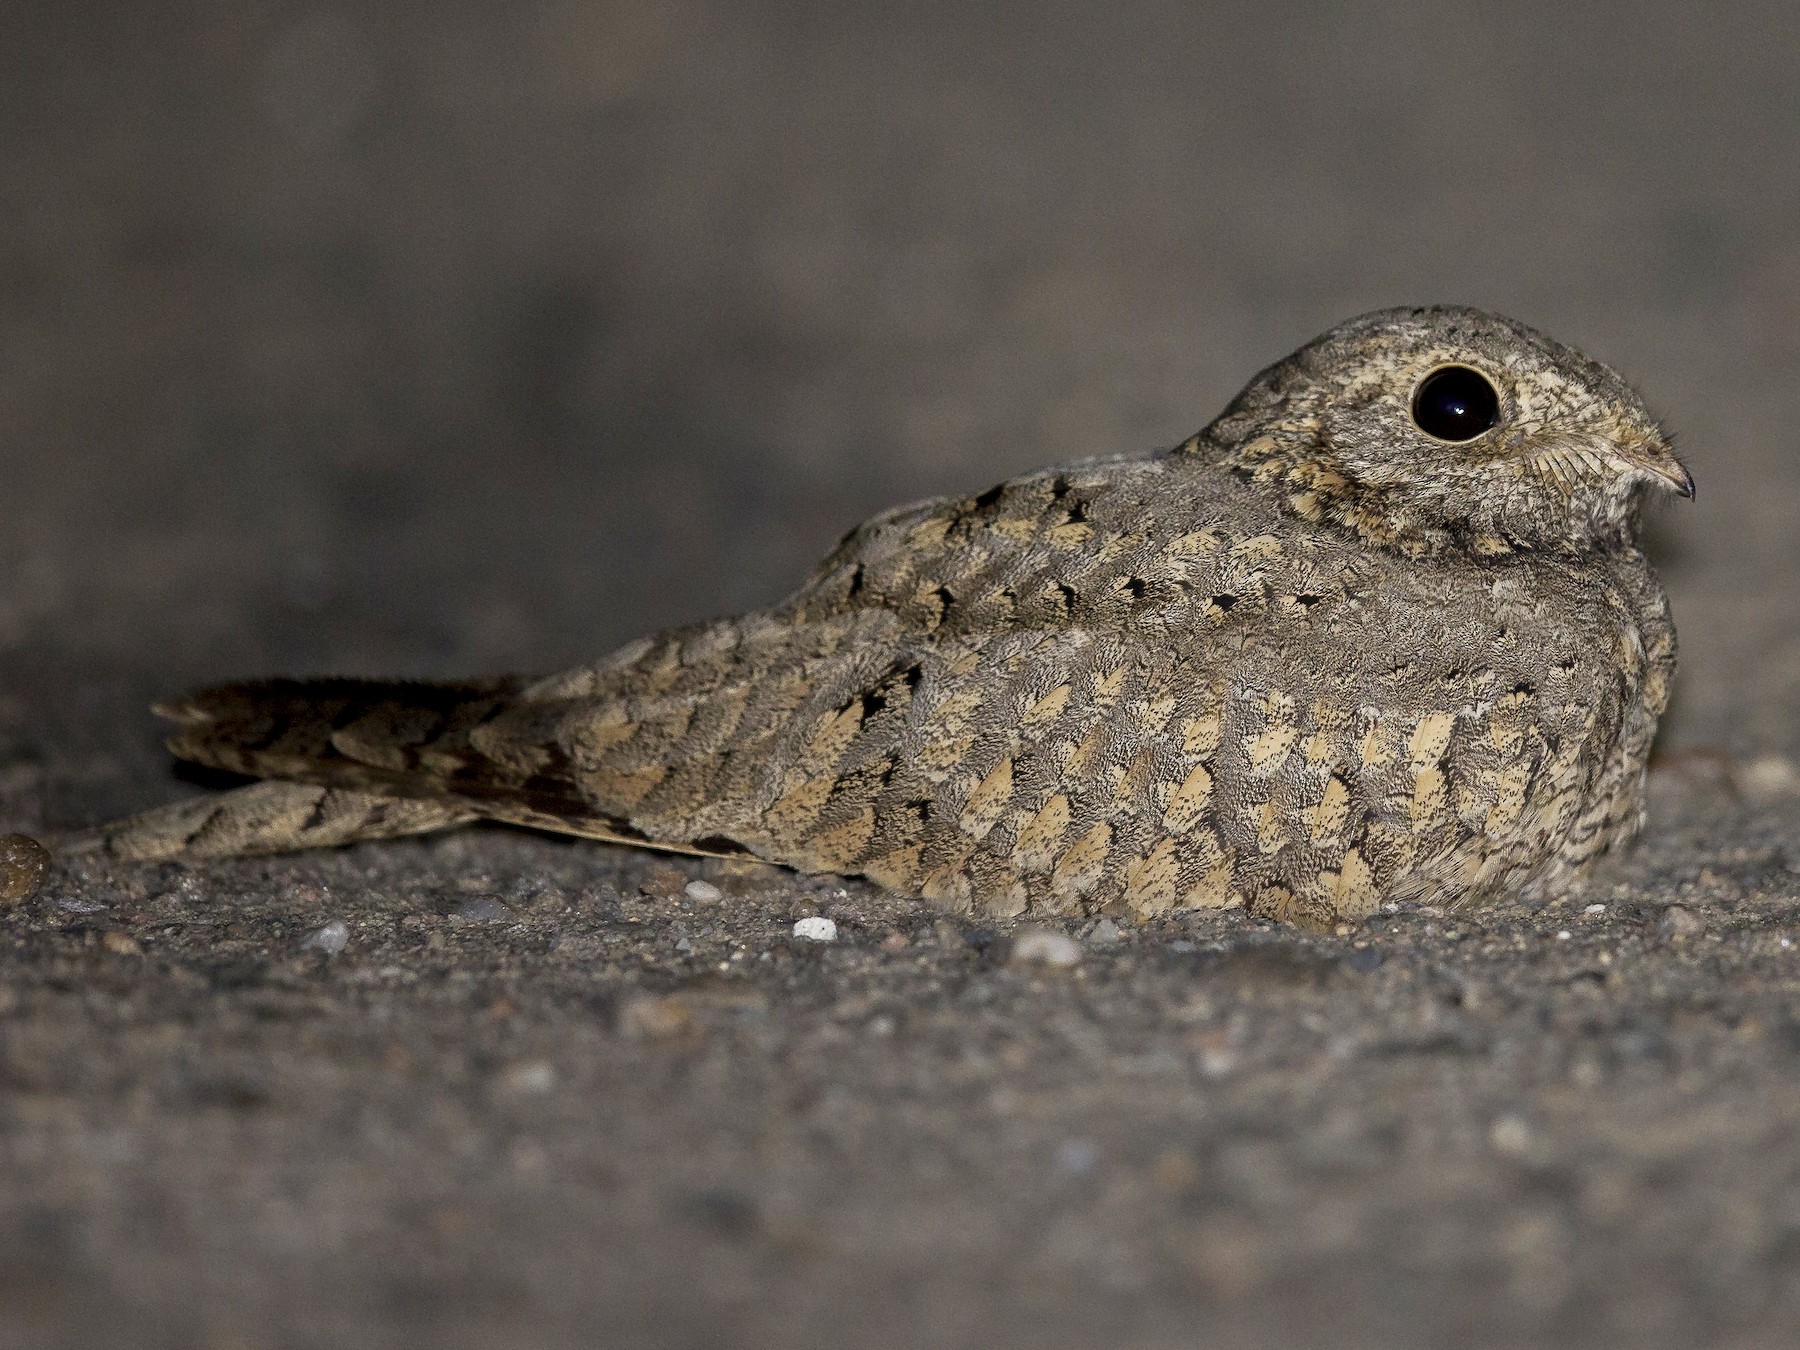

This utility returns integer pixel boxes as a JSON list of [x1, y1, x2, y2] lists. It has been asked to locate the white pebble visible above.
[[1198, 1045, 1239, 1078], [1490, 1114, 1534, 1157], [1660, 905, 1705, 936], [1743, 755, 1799, 798], [793, 916, 837, 942], [1089, 918, 1123, 945], [499, 1061, 557, 1095], [1583, 903, 1607, 915], [1556, 930, 1572, 941], [1010, 926, 1083, 968], [304, 919, 350, 954], [685, 880, 723, 903]]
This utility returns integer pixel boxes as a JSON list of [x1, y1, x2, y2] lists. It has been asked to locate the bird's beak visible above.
[[1615, 441, 1695, 499]]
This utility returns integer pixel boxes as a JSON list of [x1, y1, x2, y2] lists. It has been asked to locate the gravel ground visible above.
[[5, 3, 1800, 1347]]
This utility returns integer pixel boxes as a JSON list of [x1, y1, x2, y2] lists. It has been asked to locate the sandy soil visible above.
[[4, 3, 1800, 1346]]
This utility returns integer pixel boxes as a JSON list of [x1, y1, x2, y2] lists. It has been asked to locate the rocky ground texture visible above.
[[5, 768, 1800, 1349]]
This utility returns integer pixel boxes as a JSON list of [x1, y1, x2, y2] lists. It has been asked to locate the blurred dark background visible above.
[[4, 0, 1799, 817]]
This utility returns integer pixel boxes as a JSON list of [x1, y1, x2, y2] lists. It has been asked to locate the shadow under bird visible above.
[[62, 306, 1694, 930]]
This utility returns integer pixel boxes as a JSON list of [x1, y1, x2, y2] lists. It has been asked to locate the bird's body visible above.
[[71, 307, 1691, 929]]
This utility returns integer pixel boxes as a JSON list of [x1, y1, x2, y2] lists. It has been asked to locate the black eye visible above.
[[1411, 366, 1500, 442]]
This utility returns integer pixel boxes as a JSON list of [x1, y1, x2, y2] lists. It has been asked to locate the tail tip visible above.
[[151, 698, 212, 726]]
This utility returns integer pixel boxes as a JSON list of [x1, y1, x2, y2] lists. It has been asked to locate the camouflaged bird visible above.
[[67, 307, 1692, 929]]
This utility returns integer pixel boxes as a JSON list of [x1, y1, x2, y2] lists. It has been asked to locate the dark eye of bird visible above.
[[1411, 366, 1500, 442]]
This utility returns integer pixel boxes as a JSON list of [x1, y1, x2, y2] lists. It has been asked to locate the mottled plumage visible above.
[[68, 307, 1692, 929]]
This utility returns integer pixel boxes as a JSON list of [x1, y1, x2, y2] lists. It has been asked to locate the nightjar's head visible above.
[[1198, 306, 1692, 555]]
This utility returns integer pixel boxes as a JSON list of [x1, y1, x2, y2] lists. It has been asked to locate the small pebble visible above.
[[57, 895, 108, 915], [1660, 905, 1705, 936], [1089, 918, 1122, 946], [619, 992, 702, 1044], [1556, 930, 1572, 941], [1583, 903, 1607, 916], [303, 919, 350, 954], [638, 864, 688, 898], [1743, 755, 1799, 798], [0, 834, 50, 906], [792, 916, 837, 942], [684, 880, 723, 903], [507, 878, 568, 909], [100, 931, 143, 957], [498, 1060, 557, 1095], [1009, 926, 1083, 968], [1490, 1114, 1534, 1157], [1193, 1030, 1239, 1077], [879, 931, 910, 951], [450, 896, 511, 922]]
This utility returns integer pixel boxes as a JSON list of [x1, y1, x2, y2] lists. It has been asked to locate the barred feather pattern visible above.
[[79, 307, 1687, 929]]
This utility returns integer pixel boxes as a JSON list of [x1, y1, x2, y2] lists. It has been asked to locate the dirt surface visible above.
[[5, 3, 1800, 1347]]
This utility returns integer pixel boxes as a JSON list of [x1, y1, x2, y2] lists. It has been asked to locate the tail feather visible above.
[[159, 677, 528, 794], [152, 674, 747, 859], [56, 781, 480, 861]]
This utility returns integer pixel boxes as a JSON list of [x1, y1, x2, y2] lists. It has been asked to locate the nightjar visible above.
[[69, 307, 1693, 929]]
